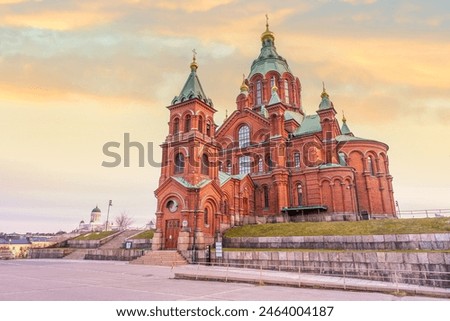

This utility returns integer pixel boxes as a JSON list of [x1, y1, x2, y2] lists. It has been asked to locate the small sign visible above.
[[125, 241, 132, 249], [215, 242, 223, 258], [182, 220, 188, 227]]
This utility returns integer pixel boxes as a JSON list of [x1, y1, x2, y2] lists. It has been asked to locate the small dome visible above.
[[92, 206, 101, 213]]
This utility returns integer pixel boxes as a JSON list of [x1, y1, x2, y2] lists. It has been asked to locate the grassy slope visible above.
[[131, 230, 154, 239], [73, 231, 116, 241], [224, 218, 450, 238]]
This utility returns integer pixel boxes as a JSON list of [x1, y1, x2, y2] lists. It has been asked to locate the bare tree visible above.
[[115, 212, 134, 230]]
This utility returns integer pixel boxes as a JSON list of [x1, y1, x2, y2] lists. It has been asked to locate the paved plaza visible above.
[[0, 259, 447, 301]]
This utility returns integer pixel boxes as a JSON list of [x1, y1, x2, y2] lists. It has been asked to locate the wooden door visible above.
[[164, 219, 180, 249]]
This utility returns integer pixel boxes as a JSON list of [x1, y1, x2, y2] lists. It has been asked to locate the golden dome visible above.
[[261, 14, 275, 43], [240, 74, 249, 92], [190, 49, 198, 72]]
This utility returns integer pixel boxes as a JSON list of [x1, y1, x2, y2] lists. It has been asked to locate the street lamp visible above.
[[106, 200, 112, 231]]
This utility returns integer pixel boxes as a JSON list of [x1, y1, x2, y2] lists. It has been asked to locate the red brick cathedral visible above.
[[152, 22, 396, 256]]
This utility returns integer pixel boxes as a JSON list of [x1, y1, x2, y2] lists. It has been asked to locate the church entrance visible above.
[[164, 219, 180, 249]]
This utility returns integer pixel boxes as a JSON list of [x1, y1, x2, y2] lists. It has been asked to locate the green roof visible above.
[[248, 36, 291, 78], [294, 114, 322, 136], [172, 177, 212, 188], [218, 171, 248, 186], [284, 110, 304, 124], [171, 68, 213, 107]]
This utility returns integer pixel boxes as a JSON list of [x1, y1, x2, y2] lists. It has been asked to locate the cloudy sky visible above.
[[1, 0, 449, 233]]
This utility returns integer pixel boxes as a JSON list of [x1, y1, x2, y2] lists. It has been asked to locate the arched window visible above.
[[173, 118, 179, 135], [206, 122, 211, 137], [198, 115, 203, 133], [297, 183, 303, 206], [270, 76, 276, 88], [184, 114, 191, 132], [174, 153, 184, 174], [368, 156, 375, 176], [284, 79, 290, 104], [263, 186, 269, 208], [294, 152, 301, 168], [266, 154, 274, 171], [201, 154, 209, 175], [256, 80, 262, 105], [238, 125, 250, 148], [204, 208, 209, 226], [239, 155, 251, 174], [226, 160, 232, 174], [258, 157, 263, 173], [223, 200, 228, 215]]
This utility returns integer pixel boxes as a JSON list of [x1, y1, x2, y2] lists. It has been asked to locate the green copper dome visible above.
[[248, 23, 291, 78]]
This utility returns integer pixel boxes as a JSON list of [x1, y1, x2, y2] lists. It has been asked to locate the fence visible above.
[[398, 209, 450, 219], [189, 260, 450, 292]]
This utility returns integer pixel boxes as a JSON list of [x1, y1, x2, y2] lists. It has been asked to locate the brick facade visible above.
[[152, 24, 396, 253]]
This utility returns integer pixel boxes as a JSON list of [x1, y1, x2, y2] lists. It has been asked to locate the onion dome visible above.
[[240, 74, 249, 93], [248, 16, 291, 78], [318, 82, 334, 110]]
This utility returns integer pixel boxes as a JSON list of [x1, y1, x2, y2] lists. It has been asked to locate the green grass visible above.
[[224, 217, 450, 238], [131, 230, 154, 239], [74, 231, 116, 241]]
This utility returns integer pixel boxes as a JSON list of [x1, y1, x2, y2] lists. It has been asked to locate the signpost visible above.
[[215, 242, 222, 258]]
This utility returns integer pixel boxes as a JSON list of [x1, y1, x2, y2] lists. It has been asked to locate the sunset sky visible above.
[[1, 0, 449, 233]]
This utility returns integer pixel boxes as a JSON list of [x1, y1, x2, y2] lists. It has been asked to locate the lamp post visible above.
[[106, 200, 112, 231]]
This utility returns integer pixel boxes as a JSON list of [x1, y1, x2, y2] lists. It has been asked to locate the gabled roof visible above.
[[293, 114, 322, 136], [284, 110, 304, 124], [218, 171, 249, 186], [172, 176, 212, 189]]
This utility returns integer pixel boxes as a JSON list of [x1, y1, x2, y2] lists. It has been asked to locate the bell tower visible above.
[[153, 52, 222, 256]]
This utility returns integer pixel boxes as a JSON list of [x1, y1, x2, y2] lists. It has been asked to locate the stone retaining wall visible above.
[[212, 250, 450, 288], [224, 233, 450, 251], [28, 248, 74, 259], [85, 249, 147, 261]]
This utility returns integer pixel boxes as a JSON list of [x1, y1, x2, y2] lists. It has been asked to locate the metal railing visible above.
[[188, 260, 450, 290], [398, 209, 450, 219]]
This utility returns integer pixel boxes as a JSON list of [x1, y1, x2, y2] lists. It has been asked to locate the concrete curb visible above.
[[174, 272, 450, 299]]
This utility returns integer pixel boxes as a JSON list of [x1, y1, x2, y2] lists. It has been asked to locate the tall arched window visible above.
[[206, 122, 211, 137], [239, 155, 251, 174], [266, 154, 274, 171], [223, 200, 228, 215], [258, 157, 263, 173], [238, 125, 250, 148], [184, 114, 191, 132], [226, 160, 232, 174], [201, 154, 209, 175], [270, 76, 275, 88], [174, 153, 184, 174], [297, 183, 303, 206], [263, 186, 269, 208], [173, 118, 179, 135], [294, 152, 301, 168], [204, 208, 209, 226], [198, 115, 203, 133], [368, 156, 375, 176], [256, 80, 262, 105], [284, 79, 290, 104]]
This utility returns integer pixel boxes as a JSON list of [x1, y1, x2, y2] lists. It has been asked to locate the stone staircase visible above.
[[0, 248, 14, 259], [130, 250, 188, 266], [99, 230, 140, 249]]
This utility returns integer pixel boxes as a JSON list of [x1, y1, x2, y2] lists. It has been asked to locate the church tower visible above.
[[153, 53, 223, 257]]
